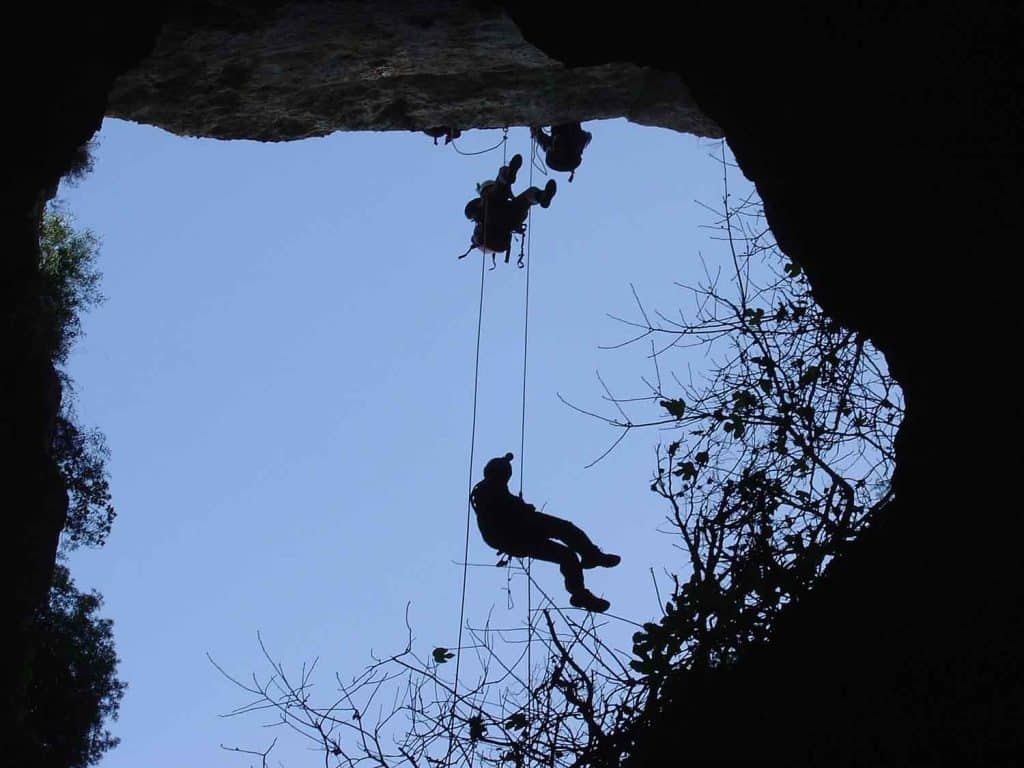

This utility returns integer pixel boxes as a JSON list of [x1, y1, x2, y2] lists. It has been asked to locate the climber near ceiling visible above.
[[531, 122, 593, 182], [457, 152, 557, 267]]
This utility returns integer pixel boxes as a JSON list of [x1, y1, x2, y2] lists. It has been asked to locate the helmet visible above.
[[483, 452, 514, 483]]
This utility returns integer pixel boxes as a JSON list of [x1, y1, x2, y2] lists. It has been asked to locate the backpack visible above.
[[545, 126, 592, 180]]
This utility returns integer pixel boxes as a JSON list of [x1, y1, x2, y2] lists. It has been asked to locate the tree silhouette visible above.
[[38, 204, 116, 553], [23, 169, 125, 765], [23, 566, 126, 768], [592, 148, 902, 679]]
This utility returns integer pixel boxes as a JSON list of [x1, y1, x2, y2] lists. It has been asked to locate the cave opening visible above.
[[54, 117, 901, 765], [14, 3, 1019, 764]]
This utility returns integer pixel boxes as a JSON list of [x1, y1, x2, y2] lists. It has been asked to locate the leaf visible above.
[[659, 398, 686, 419], [667, 441, 680, 457], [742, 307, 765, 325], [433, 647, 455, 664], [504, 712, 529, 731], [468, 715, 486, 741], [629, 659, 655, 675], [798, 365, 821, 387], [796, 405, 815, 421], [695, 451, 709, 465], [673, 461, 697, 480]]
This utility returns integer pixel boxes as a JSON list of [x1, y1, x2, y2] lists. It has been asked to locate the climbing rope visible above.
[[448, 246, 487, 767], [450, 128, 509, 157], [450, 130, 537, 765], [529, 135, 549, 178], [519, 137, 534, 490], [520, 135, 535, 725]]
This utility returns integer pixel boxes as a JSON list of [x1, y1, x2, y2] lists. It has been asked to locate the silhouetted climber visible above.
[[531, 123, 592, 182], [457, 154, 557, 267], [424, 126, 462, 145], [470, 452, 620, 612]]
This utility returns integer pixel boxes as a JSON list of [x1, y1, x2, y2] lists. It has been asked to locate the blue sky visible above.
[[60, 118, 749, 765]]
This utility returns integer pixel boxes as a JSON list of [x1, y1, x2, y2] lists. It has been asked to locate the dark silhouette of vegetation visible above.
[[590, 148, 901, 678], [218, 146, 902, 767], [23, 565, 126, 768], [53, 409, 115, 553], [37, 179, 117, 554], [40, 205, 117, 554], [24, 145, 125, 767], [39, 206, 104, 365], [61, 138, 99, 188]]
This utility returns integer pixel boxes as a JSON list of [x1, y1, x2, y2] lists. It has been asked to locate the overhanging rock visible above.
[[107, 0, 721, 141]]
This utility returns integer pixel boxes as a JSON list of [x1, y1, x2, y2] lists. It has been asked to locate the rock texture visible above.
[[107, 0, 720, 140]]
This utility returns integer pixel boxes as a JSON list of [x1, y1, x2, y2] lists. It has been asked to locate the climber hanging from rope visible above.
[[530, 123, 592, 182], [457, 153, 557, 267], [470, 452, 620, 613]]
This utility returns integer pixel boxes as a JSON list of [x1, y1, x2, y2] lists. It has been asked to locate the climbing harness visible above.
[[454, 128, 535, 269]]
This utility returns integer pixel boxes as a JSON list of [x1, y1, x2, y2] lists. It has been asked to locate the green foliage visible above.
[[39, 206, 116, 552], [53, 411, 115, 552], [23, 564, 126, 768], [39, 207, 104, 364], [32, 196, 123, 764]]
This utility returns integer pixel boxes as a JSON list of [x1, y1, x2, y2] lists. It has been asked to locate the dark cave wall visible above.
[[1, 5, 164, 744], [506, 2, 1022, 763], [3, 1, 1020, 763]]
